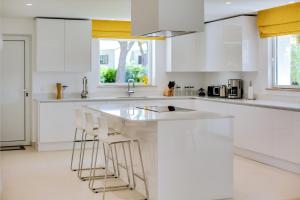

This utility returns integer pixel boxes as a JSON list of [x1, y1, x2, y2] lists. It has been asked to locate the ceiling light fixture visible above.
[[25, 3, 33, 6], [225, 1, 232, 5]]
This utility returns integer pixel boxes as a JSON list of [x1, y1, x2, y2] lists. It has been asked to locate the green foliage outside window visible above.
[[291, 35, 300, 86], [100, 67, 117, 83], [125, 64, 147, 83], [100, 65, 148, 83]]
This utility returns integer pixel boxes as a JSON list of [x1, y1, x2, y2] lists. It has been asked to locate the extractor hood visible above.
[[131, 0, 204, 38]]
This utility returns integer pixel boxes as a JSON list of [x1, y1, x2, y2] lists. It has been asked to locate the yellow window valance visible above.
[[92, 20, 165, 40], [257, 2, 300, 38]]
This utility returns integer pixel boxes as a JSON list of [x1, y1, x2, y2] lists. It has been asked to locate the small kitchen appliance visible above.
[[228, 79, 243, 99], [207, 86, 220, 97], [220, 85, 227, 98]]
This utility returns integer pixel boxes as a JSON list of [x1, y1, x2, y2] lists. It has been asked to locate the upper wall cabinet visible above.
[[166, 32, 205, 72], [36, 18, 92, 72], [166, 16, 259, 72]]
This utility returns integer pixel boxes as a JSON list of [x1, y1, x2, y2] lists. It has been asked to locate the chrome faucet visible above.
[[127, 79, 135, 96]]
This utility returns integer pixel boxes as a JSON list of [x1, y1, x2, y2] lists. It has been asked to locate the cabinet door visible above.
[[204, 21, 224, 71], [65, 20, 92, 72], [166, 32, 205, 72], [205, 18, 243, 71], [36, 19, 65, 72]]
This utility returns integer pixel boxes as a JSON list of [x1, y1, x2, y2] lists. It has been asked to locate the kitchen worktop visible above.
[[34, 95, 191, 103], [197, 96, 300, 112], [34, 95, 300, 112], [87, 104, 232, 121]]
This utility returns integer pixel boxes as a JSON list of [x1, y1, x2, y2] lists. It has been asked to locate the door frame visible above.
[[0, 35, 31, 146]]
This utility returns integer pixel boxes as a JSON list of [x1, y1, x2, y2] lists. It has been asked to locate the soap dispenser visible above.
[[247, 81, 255, 100]]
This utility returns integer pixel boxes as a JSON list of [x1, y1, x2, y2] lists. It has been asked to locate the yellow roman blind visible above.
[[257, 2, 300, 38], [92, 20, 165, 40]]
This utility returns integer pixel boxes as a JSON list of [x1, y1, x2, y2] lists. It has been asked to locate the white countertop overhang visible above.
[[87, 104, 233, 122]]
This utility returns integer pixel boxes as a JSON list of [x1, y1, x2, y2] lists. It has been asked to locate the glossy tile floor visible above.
[[1, 147, 300, 200]]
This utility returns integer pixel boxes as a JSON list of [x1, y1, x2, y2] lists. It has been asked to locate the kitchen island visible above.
[[88, 103, 234, 200]]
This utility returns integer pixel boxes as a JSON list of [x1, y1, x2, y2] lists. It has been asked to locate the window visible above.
[[272, 34, 300, 88], [99, 39, 152, 85], [100, 55, 109, 65]]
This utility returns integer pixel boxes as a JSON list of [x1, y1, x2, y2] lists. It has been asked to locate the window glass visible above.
[[274, 35, 300, 87], [99, 39, 152, 85]]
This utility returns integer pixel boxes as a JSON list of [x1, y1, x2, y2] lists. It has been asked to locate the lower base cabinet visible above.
[[195, 100, 300, 167], [35, 99, 300, 173]]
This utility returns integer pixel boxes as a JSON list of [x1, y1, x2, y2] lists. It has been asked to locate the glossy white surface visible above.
[[195, 99, 300, 173], [35, 95, 300, 112], [157, 119, 233, 200], [36, 18, 65, 72], [101, 110, 233, 200], [166, 16, 258, 72], [87, 104, 232, 122], [198, 97, 300, 112], [36, 18, 91, 72]]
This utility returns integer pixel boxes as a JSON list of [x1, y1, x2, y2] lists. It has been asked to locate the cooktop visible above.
[[136, 106, 195, 113]]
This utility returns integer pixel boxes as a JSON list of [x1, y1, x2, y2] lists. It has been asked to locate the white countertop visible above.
[[34, 95, 300, 112], [34, 95, 191, 103], [87, 104, 233, 122], [197, 97, 300, 112]]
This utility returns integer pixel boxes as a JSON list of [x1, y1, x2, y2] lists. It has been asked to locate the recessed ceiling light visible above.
[[225, 1, 232, 5], [25, 3, 33, 6]]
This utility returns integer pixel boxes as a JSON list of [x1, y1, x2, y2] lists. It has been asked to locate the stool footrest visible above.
[[80, 174, 115, 181], [74, 139, 98, 143], [91, 184, 130, 192]]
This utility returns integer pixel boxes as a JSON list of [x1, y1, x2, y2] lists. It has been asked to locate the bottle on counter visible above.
[[185, 86, 189, 96], [247, 81, 255, 100], [190, 86, 195, 96], [175, 85, 182, 96]]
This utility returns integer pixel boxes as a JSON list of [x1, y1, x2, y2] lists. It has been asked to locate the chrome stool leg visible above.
[[89, 142, 132, 193], [128, 141, 135, 189], [136, 140, 149, 200], [70, 128, 78, 171]]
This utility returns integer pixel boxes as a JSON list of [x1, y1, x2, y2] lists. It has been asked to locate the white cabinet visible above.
[[166, 32, 205, 72], [195, 100, 300, 167], [204, 16, 259, 72], [38, 102, 89, 144], [36, 18, 92, 72], [36, 19, 65, 72], [166, 16, 259, 72], [65, 20, 91, 72]]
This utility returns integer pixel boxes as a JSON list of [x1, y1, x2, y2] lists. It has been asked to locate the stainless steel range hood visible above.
[[131, 0, 204, 38]]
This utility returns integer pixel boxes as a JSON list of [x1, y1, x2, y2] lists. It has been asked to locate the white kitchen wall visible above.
[[2, 17, 204, 99], [32, 40, 204, 98], [3, 17, 300, 102], [202, 38, 300, 102]]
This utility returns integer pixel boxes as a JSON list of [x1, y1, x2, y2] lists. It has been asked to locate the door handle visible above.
[[20, 89, 30, 97]]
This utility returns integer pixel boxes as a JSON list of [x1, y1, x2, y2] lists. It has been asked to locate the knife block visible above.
[[163, 87, 174, 97]]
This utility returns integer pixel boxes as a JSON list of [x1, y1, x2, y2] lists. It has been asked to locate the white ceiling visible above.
[[0, 0, 299, 21]]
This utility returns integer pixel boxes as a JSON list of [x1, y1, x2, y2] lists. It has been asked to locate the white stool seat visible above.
[[86, 127, 119, 136], [101, 135, 132, 145], [85, 113, 149, 200]]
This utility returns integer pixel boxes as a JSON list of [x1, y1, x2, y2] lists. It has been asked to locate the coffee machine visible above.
[[228, 79, 243, 99]]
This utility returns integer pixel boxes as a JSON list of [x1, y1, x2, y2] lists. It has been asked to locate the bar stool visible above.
[[70, 109, 89, 172], [87, 113, 149, 200], [71, 109, 118, 181]]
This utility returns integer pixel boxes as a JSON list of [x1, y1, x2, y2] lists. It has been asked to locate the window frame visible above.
[[97, 38, 155, 87], [271, 35, 300, 89]]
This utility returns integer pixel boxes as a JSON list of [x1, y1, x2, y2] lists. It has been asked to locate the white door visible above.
[[0, 36, 30, 146]]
